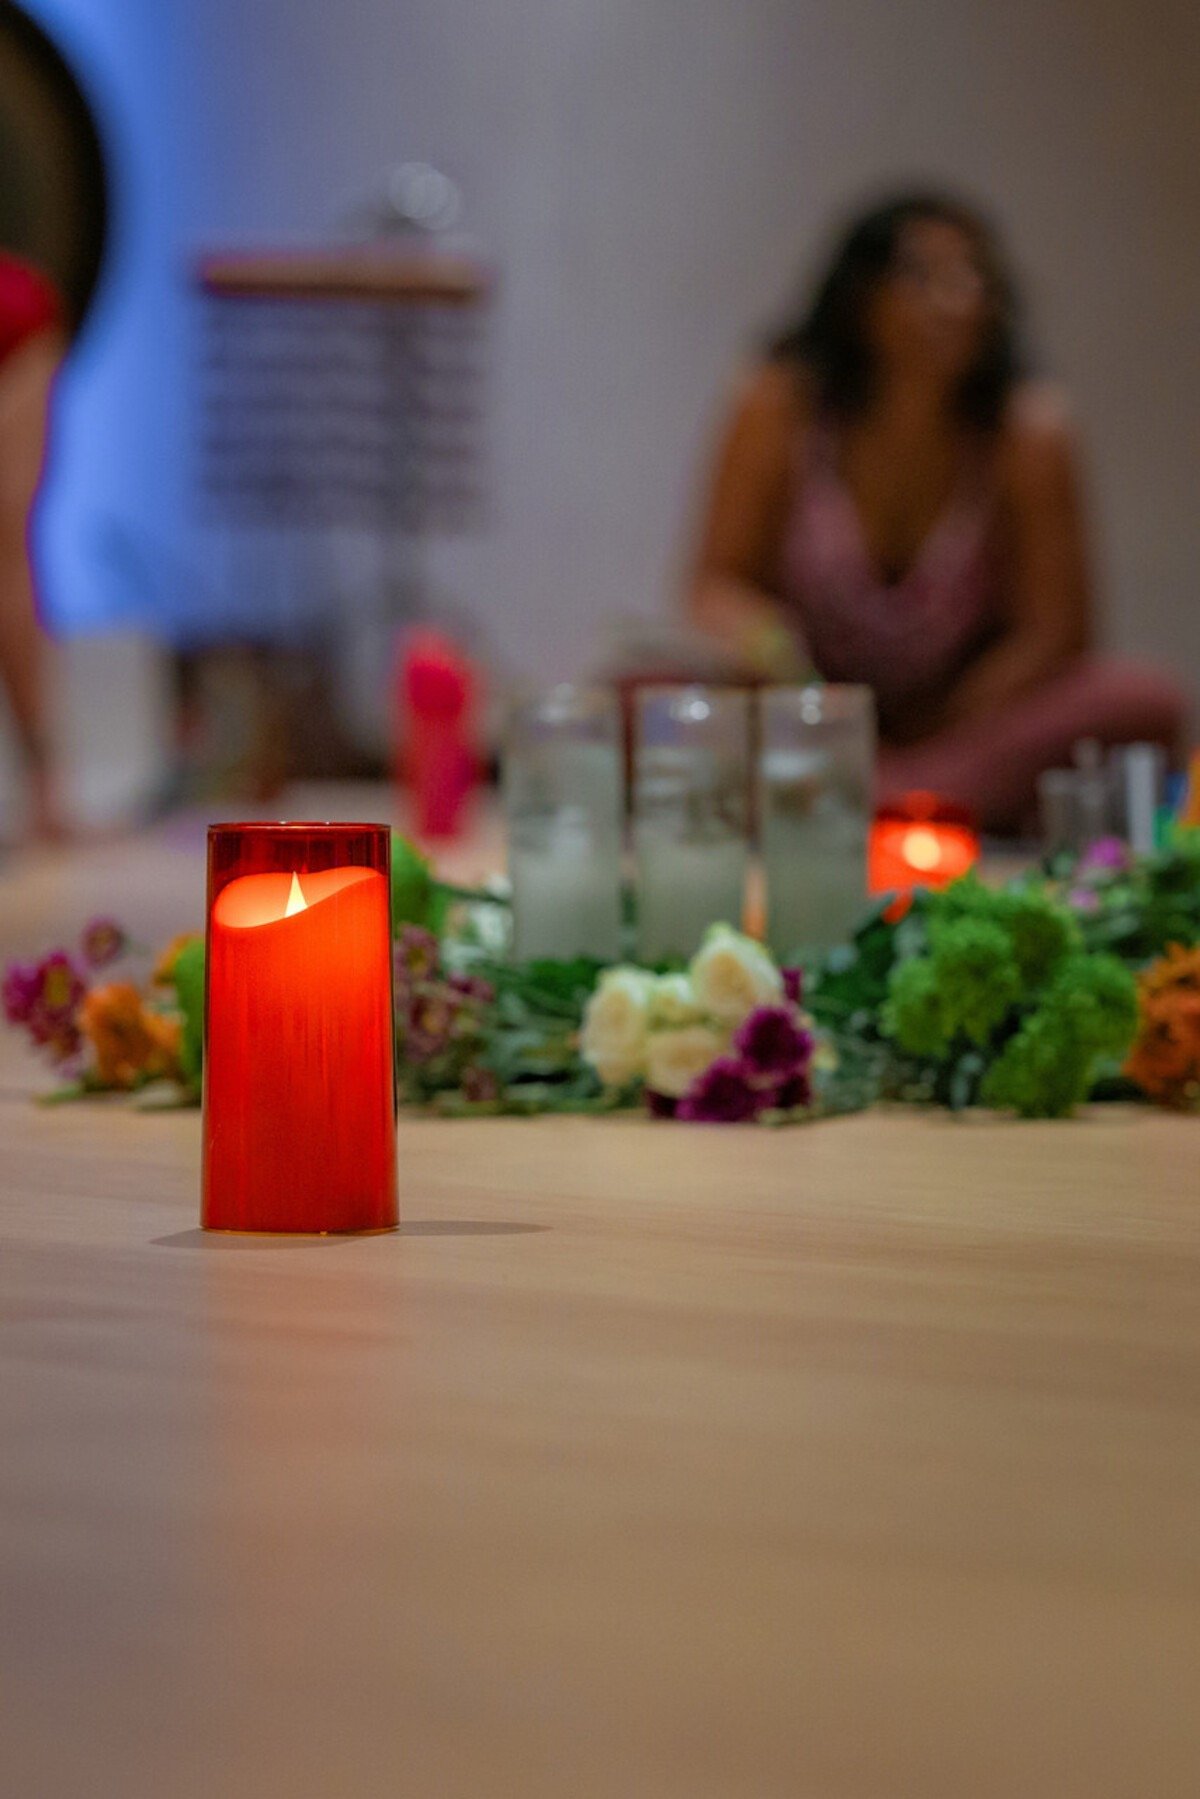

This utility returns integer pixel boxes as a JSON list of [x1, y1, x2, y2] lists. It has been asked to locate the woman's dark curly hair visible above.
[[770, 191, 1023, 431]]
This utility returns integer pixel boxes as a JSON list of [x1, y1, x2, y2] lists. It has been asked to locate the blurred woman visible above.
[[0, 249, 64, 839], [688, 192, 1187, 830]]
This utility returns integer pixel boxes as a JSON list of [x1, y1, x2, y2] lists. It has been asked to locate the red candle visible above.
[[869, 792, 980, 897], [203, 823, 398, 1233]]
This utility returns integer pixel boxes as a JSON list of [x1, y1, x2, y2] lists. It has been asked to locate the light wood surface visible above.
[[2, 796, 1199, 1797]]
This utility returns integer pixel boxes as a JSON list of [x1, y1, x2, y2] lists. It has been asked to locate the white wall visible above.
[[169, 0, 1200, 690], [18, 0, 1200, 731]]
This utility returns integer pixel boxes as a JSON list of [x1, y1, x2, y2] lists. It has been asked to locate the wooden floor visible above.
[[2, 794, 1199, 1797]]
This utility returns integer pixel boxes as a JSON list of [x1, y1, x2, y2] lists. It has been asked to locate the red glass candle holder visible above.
[[869, 791, 981, 899], [203, 823, 398, 1233]]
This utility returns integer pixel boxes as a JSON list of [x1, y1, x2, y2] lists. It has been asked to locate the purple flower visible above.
[[448, 972, 495, 1008], [768, 1070, 812, 1112], [677, 1056, 761, 1123], [1079, 836, 1131, 874], [30, 953, 85, 1025], [732, 1005, 814, 1086], [645, 1089, 678, 1119], [461, 1065, 501, 1104], [23, 952, 86, 1061], [2, 960, 39, 1025], [81, 918, 126, 968], [402, 989, 456, 1062], [782, 967, 804, 1007], [395, 925, 441, 982], [33, 1014, 84, 1064], [1067, 886, 1101, 914]]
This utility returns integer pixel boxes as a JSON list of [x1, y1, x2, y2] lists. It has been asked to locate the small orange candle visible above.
[[203, 823, 398, 1234], [869, 792, 980, 897]]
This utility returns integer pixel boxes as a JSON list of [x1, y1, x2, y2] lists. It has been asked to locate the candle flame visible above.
[[902, 827, 944, 873], [284, 872, 308, 917]]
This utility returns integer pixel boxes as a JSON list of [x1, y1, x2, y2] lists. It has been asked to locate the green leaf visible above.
[[35, 1081, 91, 1106], [391, 834, 451, 933], [171, 939, 206, 1085]]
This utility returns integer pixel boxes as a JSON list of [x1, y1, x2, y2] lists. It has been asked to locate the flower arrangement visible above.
[[393, 924, 497, 1105], [810, 876, 1139, 1117], [4, 831, 1197, 1127], [1053, 825, 1200, 963], [3, 920, 202, 1100], [1123, 944, 1200, 1110], [581, 926, 814, 1122]]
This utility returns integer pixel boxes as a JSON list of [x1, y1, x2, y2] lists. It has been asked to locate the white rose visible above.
[[644, 1025, 727, 1098], [688, 924, 782, 1027], [580, 967, 655, 1087], [647, 973, 704, 1028]]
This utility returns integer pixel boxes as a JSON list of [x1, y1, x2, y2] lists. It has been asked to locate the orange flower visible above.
[[153, 933, 203, 987], [79, 983, 183, 1089], [1124, 944, 1200, 1110]]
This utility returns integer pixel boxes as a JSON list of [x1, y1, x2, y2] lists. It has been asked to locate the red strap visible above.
[[0, 254, 62, 364]]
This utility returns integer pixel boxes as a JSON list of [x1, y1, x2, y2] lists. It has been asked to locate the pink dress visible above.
[[782, 422, 1002, 741], [780, 421, 1187, 828]]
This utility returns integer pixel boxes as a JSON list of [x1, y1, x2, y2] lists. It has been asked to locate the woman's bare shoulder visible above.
[[715, 359, 812, 486], [726, 358, 810, 434], [1000, 378, 1077, 450], [997, 379, 1081, 495]]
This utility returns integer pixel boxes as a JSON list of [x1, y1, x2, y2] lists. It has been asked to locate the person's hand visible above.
[[736, 616, 811, 681]]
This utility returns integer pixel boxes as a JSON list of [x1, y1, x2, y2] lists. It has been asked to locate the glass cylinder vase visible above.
[[203, 822, 398, 1234], [633, 685, 750, 961], [759, 685, 875, 960], [504, 685, 624, 962]]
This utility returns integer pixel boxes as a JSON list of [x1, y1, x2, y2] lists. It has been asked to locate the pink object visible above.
[[877, 656, 1187, 833], [0, 253, 62, 368], [784, 421, 1000, 741], [397, 630, 479, 840], [782, 423, 1188, 829]]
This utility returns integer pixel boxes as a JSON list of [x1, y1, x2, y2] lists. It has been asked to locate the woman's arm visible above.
[[0, 326, 66, 831], [686, 362, 810, 676], [938, 384, 1092, 728]]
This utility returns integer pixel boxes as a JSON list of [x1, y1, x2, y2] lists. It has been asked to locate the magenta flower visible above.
[[1079, 836, 1131, 874], [33, 1014, 84, 1064], [31, 952, 85, 1021], [23, 952, 86, 1061], [768, 1070, 812, 1112], [645, 1089, 678, 1119], [733, 1004, 814, 1086], [2, 960, 39, 1025], [81, 918, 126, 968], [782, 967, 804, 1007], [1067, 886, 1101, 914], [677, 1056, 761, 1123]]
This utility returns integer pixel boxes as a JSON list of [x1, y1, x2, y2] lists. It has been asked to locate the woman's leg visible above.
[[0, 328, 64, 836], [878, 655, 1191, 833]]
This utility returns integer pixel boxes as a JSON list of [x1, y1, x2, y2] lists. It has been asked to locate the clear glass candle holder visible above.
[[633, 685, 750, 961], [759, 685, 875, 960], [203, 822, 398, 1234], [504, 685, 624, 962]]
